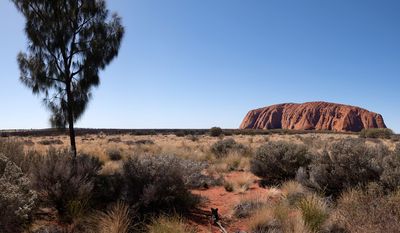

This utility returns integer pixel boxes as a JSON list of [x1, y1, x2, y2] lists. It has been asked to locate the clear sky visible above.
[[0, 0, 399, 132]]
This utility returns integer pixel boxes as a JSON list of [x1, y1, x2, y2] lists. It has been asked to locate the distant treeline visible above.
[[0, 128, 360, 137]]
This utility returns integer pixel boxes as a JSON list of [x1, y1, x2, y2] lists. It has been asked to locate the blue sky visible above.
[[0, 0, 399, 132]]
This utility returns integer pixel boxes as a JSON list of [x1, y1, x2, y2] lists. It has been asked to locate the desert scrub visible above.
[[331, 184, 400, 233], [211, 138, 248, 158], [359, 128, 393, 139], [210, 127, 223, 137], [251, 141, 311, 185], [281, 181, 308, 206], [297, 194, 329, 232], [31, 149, 102, 222], [37, 138, 64, 145], [224, 181, 234, 192], [234, 197, 265, 218], [0, 154, 37, 233], [147, 215, 196, 233], [249, 204, 310, 233], [296, 139, 385, 197], [106, 148, 123, 161], [380, 145, 400, 191], [88, 202, 131, 233], [122, 155, 199, 215]]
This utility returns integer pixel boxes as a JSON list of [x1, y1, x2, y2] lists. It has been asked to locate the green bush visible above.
[[359, 128, 393, 139], [210, 127, 223, 137], [31, 149, 102, 222], [122, 155, 199, 215], [250, 141, 311, 185], [297, 139, 385, 197], [0, 154, 37, 233], [211, 138, 248, 158]]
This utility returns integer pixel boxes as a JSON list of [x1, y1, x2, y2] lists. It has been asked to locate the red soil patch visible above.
[[189, 171, 281, 233]]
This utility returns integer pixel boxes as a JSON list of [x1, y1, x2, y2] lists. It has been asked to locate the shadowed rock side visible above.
[[240, 102, 386, 132]]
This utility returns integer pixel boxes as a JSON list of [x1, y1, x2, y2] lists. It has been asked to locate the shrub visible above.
[[122, 155, 199, 215], [297, 194, 329, 232], [211, 138, 248, 158], [108, 137, 122, 143], [147, 215, 196, 233], [224, 181, 234, 192], [380, 146, 400, 191], [210, 127, 223, 137], [296, 139, 385, 197], [0, 154, 37, 233], [177, 158, 218, 189], [106, 148, 123, 161], [281, 181, 308, 206], [31, 149, 102, 222], [249, 204, 310, 233], [251, 141, 311, 185], [88, 202, 131, 233], [92, 173, 124, 208], [331, 184, 400, 233], [0, 140, 28, 171], [233, 198, 265, 218], [37, 139, 64, 145], [359, 128, 393, 139]]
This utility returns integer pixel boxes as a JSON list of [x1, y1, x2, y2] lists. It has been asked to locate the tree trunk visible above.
[[66, 82, 77, 157]]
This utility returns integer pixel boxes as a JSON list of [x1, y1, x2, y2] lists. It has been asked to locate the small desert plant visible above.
[[106, 148, 123, 161], [108, 137, 122, 143], [0, 154, 37, 233], [281, 181, 308, 206], [37, 139, 64, 145], [331, 184, 400, 233], [234, 198, 265, 218], [92, 173, 124, 208], [31, 149, 102, 222], [0, 140, 27, 171], [147, 215, 196, 233], [210, 127, 223, 137], [251, 141, 311, 185], [224, 181, 234, 192], [88, 202, 131, 233], [297, 194, 329, 232], [380, 146, 400, 191], [296, 139, 385, 197], [359, 128, 393, 139], [211, 138, 248, 158], [122, 155, 199, 215], [249, 204, 310, 233]]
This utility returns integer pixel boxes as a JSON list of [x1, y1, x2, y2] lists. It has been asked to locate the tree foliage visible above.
[[12, 0, 124, 155]]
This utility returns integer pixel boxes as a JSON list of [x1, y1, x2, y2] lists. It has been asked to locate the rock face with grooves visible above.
[[240, 102, 386, 132]]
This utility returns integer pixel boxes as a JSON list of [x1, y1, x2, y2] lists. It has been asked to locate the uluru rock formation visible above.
[[240, 101, 386, 132]]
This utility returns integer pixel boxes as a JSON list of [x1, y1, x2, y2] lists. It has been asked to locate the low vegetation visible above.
[[359, 128, 394, 139], [251, 141, 311, 185], [0, 132, 399, 232]]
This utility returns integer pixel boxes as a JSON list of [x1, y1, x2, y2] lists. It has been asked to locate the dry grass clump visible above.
[[329, 184, 400, 233], [281, 181, 308, 206], [249, 204, 310, 233], [147, 215, 196, 233], [297, 194, 329, 232], [106, 148, 123, 161], [88, 202, 131, 233], [234, 196, 266, 218]]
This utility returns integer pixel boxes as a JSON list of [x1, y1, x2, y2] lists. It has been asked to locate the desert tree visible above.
[[12, 0, 124, 156]]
